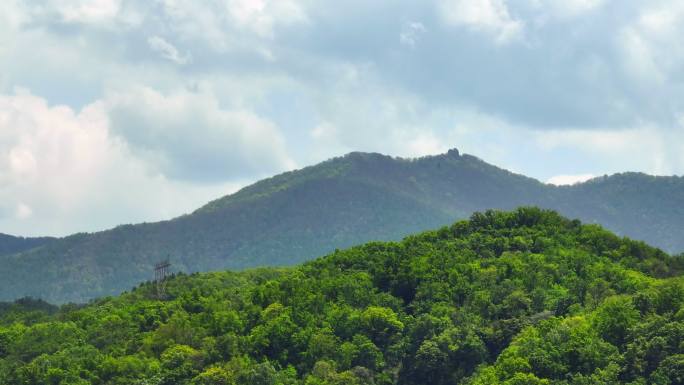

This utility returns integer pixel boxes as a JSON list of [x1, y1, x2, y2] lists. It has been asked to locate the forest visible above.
[[1, 208, 683, 384], [3, 150, 684, 304]]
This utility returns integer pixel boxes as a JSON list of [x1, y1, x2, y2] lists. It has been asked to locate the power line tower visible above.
[[154, 259, 171, 299]]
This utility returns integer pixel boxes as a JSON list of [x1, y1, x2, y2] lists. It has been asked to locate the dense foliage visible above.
[[2, 149, 684, 303], [1, 208, 682, 384]]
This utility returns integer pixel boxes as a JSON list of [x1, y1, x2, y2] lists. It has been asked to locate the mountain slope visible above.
[[0, 209, 682, 384], [557, 172, 684, 252], [1, 149, 683, 303], [0, 233, 55, 256]]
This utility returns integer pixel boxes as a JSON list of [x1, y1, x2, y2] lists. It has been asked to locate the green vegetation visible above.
[[0, 233, 55, 257], [1, 208, 682, 384], [2, 149, 684, 303]]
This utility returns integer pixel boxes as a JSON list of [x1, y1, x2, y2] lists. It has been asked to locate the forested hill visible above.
[[1, 208, 683, 384], [2, 149, 684, 303], [0, 233, 55, 256]]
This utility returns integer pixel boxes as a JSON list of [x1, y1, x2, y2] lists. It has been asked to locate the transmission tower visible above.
[[154, 259, 171, 299]]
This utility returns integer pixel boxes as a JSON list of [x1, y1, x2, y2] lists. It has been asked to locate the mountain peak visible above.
[[446, 147, 460, 158], [3, 149, 684, 303]]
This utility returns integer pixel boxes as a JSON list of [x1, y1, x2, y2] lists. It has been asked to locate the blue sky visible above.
[[1, 0, 684, 236]]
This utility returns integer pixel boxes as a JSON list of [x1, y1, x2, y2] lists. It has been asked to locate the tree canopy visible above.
[[0, 208, 682, 384]]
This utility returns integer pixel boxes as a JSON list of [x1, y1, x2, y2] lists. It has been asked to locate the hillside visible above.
[[1, 149, 684, 303], [557, 172, 684, 252], [0, 208, 682, 384], [0, 233, 55, 256]]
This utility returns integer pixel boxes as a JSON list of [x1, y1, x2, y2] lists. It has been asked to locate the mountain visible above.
[[0, 233, 55, 256], [1, 149, 684, 303], [556, 172, 684, 252], [0, 208, 682, 384]]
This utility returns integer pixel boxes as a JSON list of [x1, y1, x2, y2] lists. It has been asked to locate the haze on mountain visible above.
[[1, 149, 683, 304]]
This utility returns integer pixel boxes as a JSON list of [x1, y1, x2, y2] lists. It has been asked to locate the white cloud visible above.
[[556, 0, 604, 15], [0, 0, 27, 29], [638, 3, 684, 34], [534, 127, 676, 175], [617, 3, 684, 91], [404, 132, 449, 157], [0, 1, 25, 68], [51, 0, 122, 24], [618, 27, 666, 87], [105, 86, 295, 182], [3, 0, 684, 236], [530, 0, 605, 18], [0, 88, 131, 233], [311, 121, 336, 140], [400, 22, 427, 47], [536, 128, 657, 154], [0, 88, 257, 236], [147, 36, 191, 65], [227, 0, 308, 38], [302, 62, 452, 159], [547, 174, 595, 185], [439, 0, 523, 43], [15, 202, 33, 220], [157, 0, 308, 52]]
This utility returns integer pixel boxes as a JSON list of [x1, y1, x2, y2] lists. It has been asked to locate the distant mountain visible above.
[[1, 149, 683, 303], [555, 172, 684, 252], [0, 233, 55, 256]]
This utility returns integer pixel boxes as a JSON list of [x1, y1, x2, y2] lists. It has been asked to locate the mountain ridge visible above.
[[2, 148, 683, 303], [0, 233, 56, 257]]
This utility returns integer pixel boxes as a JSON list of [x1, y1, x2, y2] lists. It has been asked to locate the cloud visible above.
[[0, 88, 136, 234], [536, 129, 658, 155], [0, 0, 27, 29], [298, 61, 458, 160], [559, 0, 605, 15], [439, 0, 523, 43], [15, 203, 33, 220], [53, 0, 122, 24], [530, 0, 606, 19], [147, 36, 191, 65], [547, 174, 596, 185], [23, 0, 139, 28], [156, 0, 308, 53], [616, 3, 684, 95], [226, 0, 308, 38], [105, 86, 295, 183], [400, 22, 426, 47], [3, 0, 684, 236], [534, 127, 678, 175], [0, 88, 265, 236]]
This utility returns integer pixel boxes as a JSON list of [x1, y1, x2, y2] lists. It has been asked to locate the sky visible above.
[[1, 0, 684, 236]]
